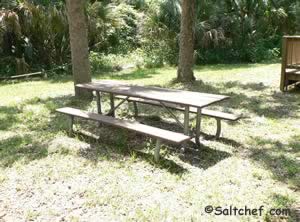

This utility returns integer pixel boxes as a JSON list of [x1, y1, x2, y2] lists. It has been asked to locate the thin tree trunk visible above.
[[177, 0, 196, 82], [66, 0, 92, 99]]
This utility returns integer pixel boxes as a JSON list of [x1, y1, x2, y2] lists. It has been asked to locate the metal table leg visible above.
[[109, 93, 115, 117], [216, 118, 221, 139], [96, 91, 102, 114], [154, 139, 162, 162], [133, 102, 139, 117], [181, 106, 190, 152], [69, 116, 74, 135], [195, 108, 202, 146]]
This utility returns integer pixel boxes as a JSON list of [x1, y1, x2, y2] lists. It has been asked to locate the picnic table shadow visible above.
[[47, 68, 161, 83], [0, 105, 20, 131], [66, 110, 232, 176], [0, 134, 48, 168], [72, 128, 231, 176]]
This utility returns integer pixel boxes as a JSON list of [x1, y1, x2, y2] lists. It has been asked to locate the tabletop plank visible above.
[[76, 80, 229, 108]]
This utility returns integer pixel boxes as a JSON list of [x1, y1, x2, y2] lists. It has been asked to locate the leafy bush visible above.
[[88, 2, 140, 54], [89, 50, 144, 74]]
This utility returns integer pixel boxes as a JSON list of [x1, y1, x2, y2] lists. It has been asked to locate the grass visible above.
[[0, 63, 299, 221]]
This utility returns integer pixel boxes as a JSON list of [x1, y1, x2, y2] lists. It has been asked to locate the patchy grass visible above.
[[0, 63, 299, 221]]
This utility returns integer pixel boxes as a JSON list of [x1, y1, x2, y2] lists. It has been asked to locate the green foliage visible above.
[[0, 0, 299, 76], [0, 1, 70, 74], [89, 50, 144, 73], [88, 2, 139, 54]]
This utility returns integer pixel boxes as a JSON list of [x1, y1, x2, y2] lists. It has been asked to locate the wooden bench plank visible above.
[[287, 73, 300, 81], [0, 71, 45, 80], [286, 69, 300, 74], [286, 64, 300, 69], [115, 96, 240, 121], [56, 107, 190, 144], [198, 109, 240, 121]]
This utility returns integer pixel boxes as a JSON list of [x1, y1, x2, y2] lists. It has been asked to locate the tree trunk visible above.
[[177, 0, 196, 82], [66, 0, 92, 99]]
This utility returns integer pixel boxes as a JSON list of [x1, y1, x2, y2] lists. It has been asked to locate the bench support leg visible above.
[[181, 106, 190, 153], [216, 118, 221, 139], [96, 91, 102, 114], [69, 116, 74, 135], [109, 93, 115, 117], [108, 96, 129, 116], [195, 108, 202, 146], [154, 139, 162, 162], [133, 102, 139, 117], [159, 101, 184, 129]]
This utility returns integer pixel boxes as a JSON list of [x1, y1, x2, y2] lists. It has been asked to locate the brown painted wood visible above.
[[280, 37, 288, 91], [287, 72, 300, 81], [116, 96, 240, 121], [281, 36, 300, 91], [56, 107, 191, 144], [199, 109, 240, 121], [76, 80, 229, 109]]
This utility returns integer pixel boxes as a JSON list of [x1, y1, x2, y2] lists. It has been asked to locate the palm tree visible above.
[[66, 0, 92, 99], [177, 0, 196, 82]]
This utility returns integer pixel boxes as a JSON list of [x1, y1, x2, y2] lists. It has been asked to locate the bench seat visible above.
[[56, 107, 191, 161]]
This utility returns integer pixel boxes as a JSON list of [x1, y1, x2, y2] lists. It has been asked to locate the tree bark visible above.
[[177, 0, 196, 82], [66, 0, 92, 99]]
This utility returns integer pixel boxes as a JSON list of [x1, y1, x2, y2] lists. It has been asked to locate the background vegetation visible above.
[[0, 0, 299, 76]]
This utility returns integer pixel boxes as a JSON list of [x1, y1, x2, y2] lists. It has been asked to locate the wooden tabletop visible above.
[[76, 80, 229, 108]]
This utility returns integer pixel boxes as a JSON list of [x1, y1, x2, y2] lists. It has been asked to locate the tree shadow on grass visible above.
[[194, 63, 268, 72], [47, 68, 161, 83], [223, 81, 268, 90], [0, 134, 48, 167], [96, 68, 160, 81], [0, 94, 94, 168], [248, 136, 299, 189], [0, 106, 21, 131], [166, 79, 300, 119]]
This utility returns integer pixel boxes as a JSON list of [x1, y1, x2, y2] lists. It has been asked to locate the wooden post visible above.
[[280, 37, 288, 92], [154, 139, 162, 162]]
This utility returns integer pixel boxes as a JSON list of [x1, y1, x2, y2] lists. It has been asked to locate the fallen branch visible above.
[[0, 71, 47, 81]]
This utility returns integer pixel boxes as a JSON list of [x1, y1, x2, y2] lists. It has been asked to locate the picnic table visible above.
[[76, 80, 229, 146]]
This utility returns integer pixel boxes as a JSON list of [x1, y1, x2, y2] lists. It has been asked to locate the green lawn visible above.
[[0, 63, 299, 221]]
